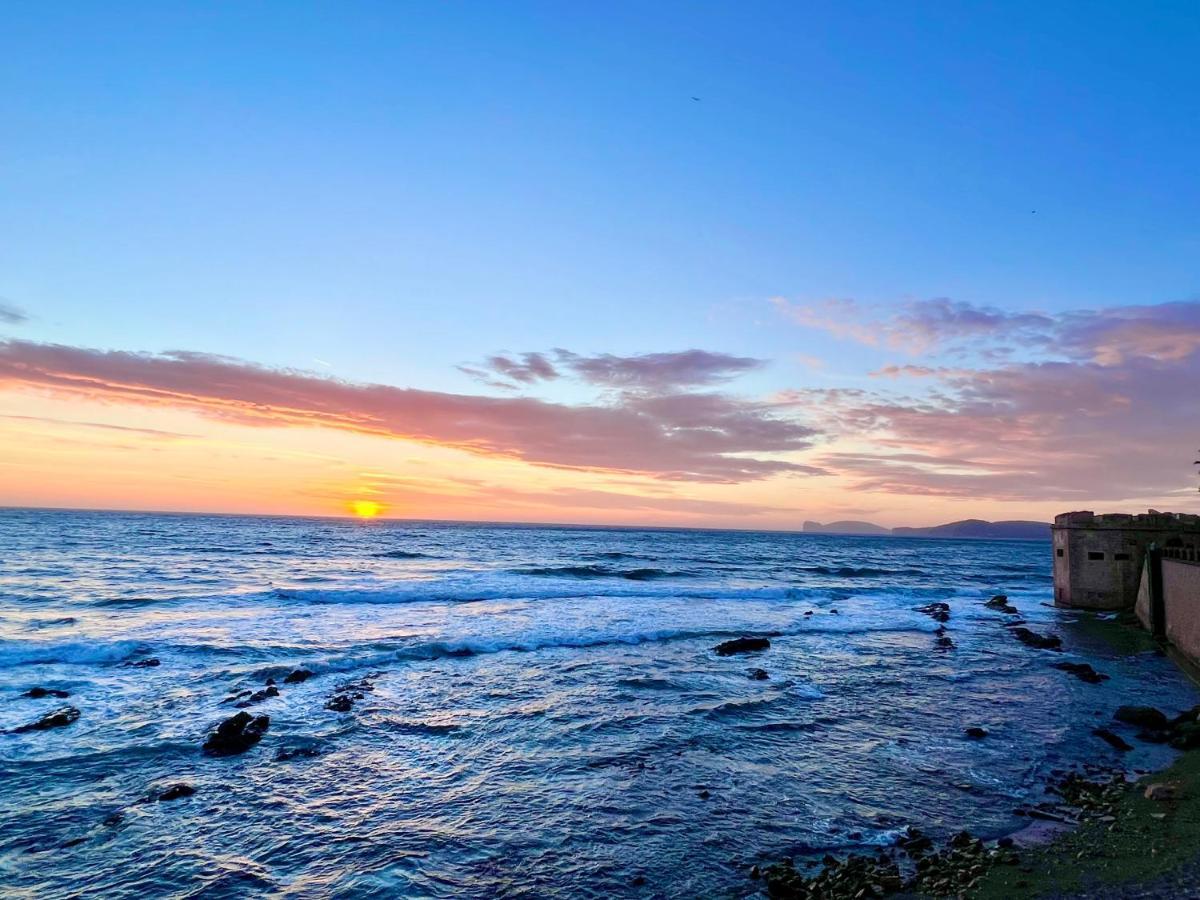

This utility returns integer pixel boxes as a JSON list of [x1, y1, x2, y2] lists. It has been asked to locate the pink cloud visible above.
[[0, 340, 821, 484]]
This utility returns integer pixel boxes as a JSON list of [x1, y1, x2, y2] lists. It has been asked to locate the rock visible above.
[[965, 727, 989, 739], [13, 706, 80, 732], [202, 712, 269, 756], [1011, 627, 1062, 650], [997, 837, 1014, 849], [283, 668, 314, 684], [124, 658, 160, 668], [935, 636, 955, 649], [25, 686, 70, 699], [949, 830, 974, 848], [915, 602, 951, 623], [1092, 728, 1133, 752], [698, 789, 710, 799], [1052, 662, 1109, 684], [236, 686, 279, 707], [265, 677, 276, 686], [1114, 706, 1168, 731], [934, 625, 947, 636], [156, 783, 195, 802], [747, 668, 769, 681], [1170, 723, 1200, 750], [713, 636, 771, 656], [985, 595, 1020, 614], [1144, 782, 1182, 801], [749, 864, 761, 879], [630, 874, 646, 887], [102, 811, 124, 827], [325, 695, 354, 712], [276, 746, 322, 761]]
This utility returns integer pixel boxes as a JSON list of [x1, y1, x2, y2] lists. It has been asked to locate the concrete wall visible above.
[[1163, 558, 1200, 667]]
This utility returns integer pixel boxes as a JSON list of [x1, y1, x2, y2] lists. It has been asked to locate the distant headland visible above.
[[802, 518, 1050, 540]]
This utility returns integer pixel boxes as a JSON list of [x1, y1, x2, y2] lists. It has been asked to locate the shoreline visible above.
[[755, 606, 1200, 899]]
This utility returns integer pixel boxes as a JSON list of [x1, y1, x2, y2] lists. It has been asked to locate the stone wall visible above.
[[1163, 558, 1200, 668]]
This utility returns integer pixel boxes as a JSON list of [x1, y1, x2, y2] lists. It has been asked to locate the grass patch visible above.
[[972, 750, 1200, 897]]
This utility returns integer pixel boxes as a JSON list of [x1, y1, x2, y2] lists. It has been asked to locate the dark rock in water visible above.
[[935, 636, 955, 649], [914, 602, 950, 623], [325, 695, 354, 712], [1012, 627, 1062, 650], [804, 610, 814, 617], [965, 727, 989, 739], [223, 690, 252, 705], [949, 830, 975, 848], [283, 669, 314, 684], [156, 784, 195, 802], [934, 625, 948, 636], [1171, 723, 1200, 750], [630, 874, 646, 887], [1169, 705, 1200, 728], [747, 668, 769, 681], [13, 705, 80, 732], [202, 712, 269, 756], [698, 789, 710, 799], [1138, 729, 1172, 744], [713, 636, 771, 656], [1093, 728, 1133, 752], [985, 595, 1020, 614], [897, 826, 933, 854], [124, 658, 160, 668], [102, 811, 124, 827], [830, 609, 839, 615], [997, 836, 1014, 849], [265, 677, 276, 687], [1052, 662, 1109, 684], [1114, 706, 1168, 731], [25, 686, 70, 699], [276, 746, 322, 761], [236, 685, 279, 708]]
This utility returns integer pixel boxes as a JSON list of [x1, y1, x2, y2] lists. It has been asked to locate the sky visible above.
[[1, 1, 1198, 527]]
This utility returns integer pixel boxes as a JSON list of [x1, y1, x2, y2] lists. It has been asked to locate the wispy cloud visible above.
[[0, 340, 820, 484], [0, 300, 29, 325], [461, 348, 765, 392]]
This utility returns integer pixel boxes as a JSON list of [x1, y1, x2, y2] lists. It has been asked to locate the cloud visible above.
[[0, 340, 820, 484], [462, 348, 765, 392], [774, 296, 1054, 354], [808, 312, 1200, 502], [0, 301, 28, 325], [0, 414, 196, 440]]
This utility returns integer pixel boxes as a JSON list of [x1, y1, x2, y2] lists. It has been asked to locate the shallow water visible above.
[[1, 509, 1196, 898]]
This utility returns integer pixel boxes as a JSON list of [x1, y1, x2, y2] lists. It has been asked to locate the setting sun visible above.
[[350, 499, 383, 519]]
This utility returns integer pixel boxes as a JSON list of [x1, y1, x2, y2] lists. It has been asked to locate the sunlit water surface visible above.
[[1, 510, 1196, 898]]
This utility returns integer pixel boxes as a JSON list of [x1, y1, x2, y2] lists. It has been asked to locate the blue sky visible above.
[[1, 2, 1197, 523]]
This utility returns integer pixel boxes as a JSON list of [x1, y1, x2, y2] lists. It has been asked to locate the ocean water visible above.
[[1, 509, 1196, 898]]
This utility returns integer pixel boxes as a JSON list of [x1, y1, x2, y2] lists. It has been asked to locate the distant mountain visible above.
[[890, 519, 1050, 540], [801, 518, 1050, 540], [802, 520, 891, 535]]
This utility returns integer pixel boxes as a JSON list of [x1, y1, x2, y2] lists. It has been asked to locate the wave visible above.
[[374, 550, 434, 560], [509, 565, 690, 581], [0, 639, 149, 667], [269, 581, 821, 606], [799, 566, 929, 578]]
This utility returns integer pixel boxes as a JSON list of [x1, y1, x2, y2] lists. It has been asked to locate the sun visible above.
[[350, 499, 383, 519]]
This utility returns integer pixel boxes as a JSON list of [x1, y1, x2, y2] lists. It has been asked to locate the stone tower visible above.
[[1051, 510, 1200, 610]]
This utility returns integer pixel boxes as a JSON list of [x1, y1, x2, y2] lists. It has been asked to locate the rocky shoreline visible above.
[[732, 594, 1200, 899]]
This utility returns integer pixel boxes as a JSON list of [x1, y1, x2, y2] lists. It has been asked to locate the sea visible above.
[[1, 508, 1196, 898]]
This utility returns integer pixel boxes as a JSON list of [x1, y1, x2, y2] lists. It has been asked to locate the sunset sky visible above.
[[2, 2, 1198, 527]]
